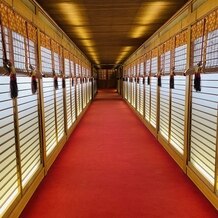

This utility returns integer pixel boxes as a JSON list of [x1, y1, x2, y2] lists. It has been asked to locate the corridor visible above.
[[21, 90, 218, 218]]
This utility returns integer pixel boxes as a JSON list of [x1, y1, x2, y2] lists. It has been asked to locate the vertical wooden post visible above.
[[36, 28, 46, 172], [143, 54, 146, 119], [13, 97, 23, 194], [51, 41, 58, 146], [183, 5, 192, 173], [62, 46, 68, 136], [74, 56, 78, 118], [156, 47, 160, 136]]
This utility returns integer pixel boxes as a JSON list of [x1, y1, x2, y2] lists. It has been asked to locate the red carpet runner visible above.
[[21, 89, 218, 218]]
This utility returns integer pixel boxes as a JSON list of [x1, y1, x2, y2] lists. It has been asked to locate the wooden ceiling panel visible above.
[[36, 0, 189, 68]]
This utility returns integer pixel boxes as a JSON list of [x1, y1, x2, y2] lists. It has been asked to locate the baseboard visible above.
[[187, 166, 218, 210], [8, 169, 44, 218]]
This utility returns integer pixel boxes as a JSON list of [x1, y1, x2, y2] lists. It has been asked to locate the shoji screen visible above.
[[139, 59, 145, 116], [0, 21, 19, 211], [12, 20, 41, 188], [159, 41, 171, 140], [82, 67, 87, 108], [84, 68, 88, 103], [128, 67, 132, 104], [145, 52, 151, 122], [85, 68, 88, 107], [70, 56, 76, 122], [76, 77, 82, 116], [78, 63, 83, 114], [17, 76, 41, 187], [41, 33, 57, 156], [128, 67, 131, 103], [85, 68, 89, 104], [123, 66, 127, 99], [88, 71, 92, 101], [87, 69, 91, 103], [123, 68, 126, 99], [150, 48, 158, 128], [75, 60, 81, 115], [136, 61, 140, 112], [189, 12, 218, 186], [1, 11, 41, 215], [170, 31, 187, 154], [0, 78, 20, 216], [11, 18, 41, 192], [132, 65, 136, 108], [52, 41, 64, 142], [87, 77, 90, 103], [64, 50, 73, 130]]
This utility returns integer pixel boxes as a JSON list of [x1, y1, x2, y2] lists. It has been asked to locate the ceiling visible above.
[[36, 0, 189, 68]]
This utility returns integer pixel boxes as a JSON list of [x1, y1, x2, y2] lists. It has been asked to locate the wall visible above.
[[123, 0, 218, 210], [0, 0, 95, 217]]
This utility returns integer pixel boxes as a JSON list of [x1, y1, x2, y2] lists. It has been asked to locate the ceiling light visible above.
[[131, 26, 147, 38], [58, 3, 87, 26], [130, 2, 167, 38]]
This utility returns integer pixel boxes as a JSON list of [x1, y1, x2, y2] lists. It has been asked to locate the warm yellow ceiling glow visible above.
[[58, 3, 90, 39], [138, 2, 166, 24], [130, 2, 167, 38], [115, 46, 133, 64], [131, 26, 147, 38], [121, 46, 132, 52], [93, 59, 100, 65], [80, 40, 95, 47], [86, 46, 95, 52], [58, 3, 87, 26], [58, 3, 99, 62], [75, 28, 91, 39], [83, 43, 100, 63]]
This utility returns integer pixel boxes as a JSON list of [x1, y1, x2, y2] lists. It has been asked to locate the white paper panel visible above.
[[136, 83, 140, 112], [128, 79, 131, 103], [64, 59, 70, 77], [56, 78, 64, 141], [206, 29, 218, 68], [160, 76, 170, 140], [139, 78, 144, 116], [66, 79, 72, 129], [151, 57, 158, 75], [124, 81, 127, 99], [43, 78, 57, 156], [150, 77, 157, 128], [79, 81, 83, 113], [131, 81, 134, 106], [76, 79, 82, 115], [175, 45, 187, 72], [190, 73, 218, 185], [54, 53, 60, 74], [0, 76, 19, 215], [145, 78, 150, 121], [89, 81, 92, 101], [12, 32, 26, 70], [83, 82, 86, 108], [193, 37, 203, 66], [170, 76, 186, 154], [41, 47, 52, 74], [17, 77, 41, 187], [164, 51, 171, 74], [85, 82, 88, 105], [71, 79, 76, 123]]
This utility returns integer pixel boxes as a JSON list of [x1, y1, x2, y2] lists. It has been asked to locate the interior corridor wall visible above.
[[123, 0, 218, 210], [0, 1, 95, 217]]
